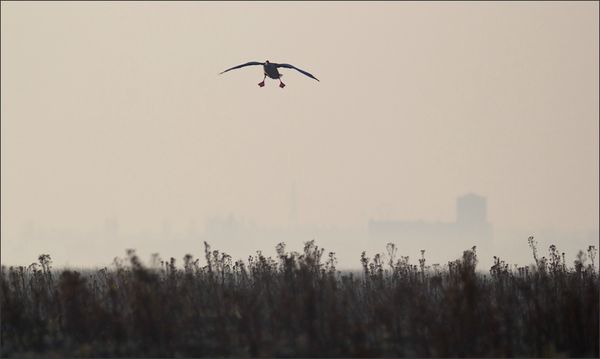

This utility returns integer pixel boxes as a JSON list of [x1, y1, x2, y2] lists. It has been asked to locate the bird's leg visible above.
[[258, 74, 266, 87], [279, 79, 286, 88]]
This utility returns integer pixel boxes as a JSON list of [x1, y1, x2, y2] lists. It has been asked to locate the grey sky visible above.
[[1, 2, 598, 267]]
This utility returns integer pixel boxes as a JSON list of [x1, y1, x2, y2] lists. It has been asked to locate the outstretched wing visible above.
[[275, 63, 320, 81], [219, 61, 263, 75]]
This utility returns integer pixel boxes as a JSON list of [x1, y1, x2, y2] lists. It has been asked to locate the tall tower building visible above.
[[289, 182, 298, 227], [457, 193, 487, 225]]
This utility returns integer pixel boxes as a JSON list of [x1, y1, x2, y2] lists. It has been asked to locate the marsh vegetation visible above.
[[1, 237, 598, 357]]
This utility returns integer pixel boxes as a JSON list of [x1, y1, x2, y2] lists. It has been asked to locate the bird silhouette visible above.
[[220, 60, 319, 88]]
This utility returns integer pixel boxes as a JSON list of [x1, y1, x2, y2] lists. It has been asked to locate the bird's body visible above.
[[220, 60, 319, 88], [263, 62, 282, 79]]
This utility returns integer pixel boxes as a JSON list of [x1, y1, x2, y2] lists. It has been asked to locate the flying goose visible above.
[[219, 60, 319, 88]]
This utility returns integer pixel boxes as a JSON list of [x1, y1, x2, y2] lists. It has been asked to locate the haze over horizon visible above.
[[1, 2, 598, 268]]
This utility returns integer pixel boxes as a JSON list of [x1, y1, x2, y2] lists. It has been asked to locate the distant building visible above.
[[368, 194, 492, 250], [457, 193, 487, 225]]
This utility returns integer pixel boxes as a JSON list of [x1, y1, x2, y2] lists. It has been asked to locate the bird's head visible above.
[[265, 60, 270, 64]]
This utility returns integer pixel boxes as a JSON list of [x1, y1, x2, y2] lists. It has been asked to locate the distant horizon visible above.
[[3, 212, 597, 270], [3, 191, 599, 269]]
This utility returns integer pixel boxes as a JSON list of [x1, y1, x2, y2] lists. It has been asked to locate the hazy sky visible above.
[[1, 2, 598, 266]]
